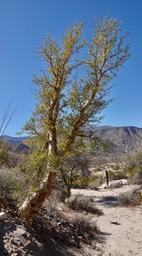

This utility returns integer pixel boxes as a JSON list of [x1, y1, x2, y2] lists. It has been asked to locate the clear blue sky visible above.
[[0, 0, 142, 136]]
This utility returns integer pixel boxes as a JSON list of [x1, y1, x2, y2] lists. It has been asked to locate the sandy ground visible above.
[[71, 181, 142, 256]]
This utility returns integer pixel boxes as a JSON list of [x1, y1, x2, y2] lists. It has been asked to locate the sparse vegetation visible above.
[[125, 152, 142, 185], [108, 170, 127, 181], [67, 194, 103, 215], [41, 193, 101, 248], [0, 140, 9, 166], [118, 189, 142, 207], [72, 175, 102, 190]]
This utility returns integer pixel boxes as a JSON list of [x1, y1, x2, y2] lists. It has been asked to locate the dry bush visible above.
[[118, 189, 142, 207], [87, 176, 103, 190], [129, 171, 142, 185], [67, 194, 103, 215], [72, 215, 100, 245], [125, 152, 142, 185]]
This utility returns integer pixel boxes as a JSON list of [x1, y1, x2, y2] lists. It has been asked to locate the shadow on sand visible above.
[[97, 195, 119, 208]]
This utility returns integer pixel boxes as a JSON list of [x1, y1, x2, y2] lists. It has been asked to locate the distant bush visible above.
[[67, 194, 103, 215], [118, 189, 142, 207], [108, 170, 127, 181], [125, 152, 142, 185], [72, 175, 102, 190]]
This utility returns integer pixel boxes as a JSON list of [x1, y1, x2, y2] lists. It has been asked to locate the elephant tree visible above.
[[19, 17, 129, 221]]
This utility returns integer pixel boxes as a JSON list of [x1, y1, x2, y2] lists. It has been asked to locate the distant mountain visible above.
[[11, 143, 30, 154], [94, 126, 142, 156], [1, 135, 28, 145], [2, 126, 142, 160]]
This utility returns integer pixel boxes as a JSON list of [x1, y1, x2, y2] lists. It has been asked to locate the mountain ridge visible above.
[[94, 125, 142, 156], [1, 135, 28, 145], [2, 125, 142, 157]]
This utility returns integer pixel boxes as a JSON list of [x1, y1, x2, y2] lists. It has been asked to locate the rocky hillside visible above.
[[0, 136, 29, 166], [95, 126, 142, 156]]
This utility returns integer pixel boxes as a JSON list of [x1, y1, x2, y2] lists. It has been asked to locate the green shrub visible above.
[[72, 175, 101, 189], [0, 167, 28, 208], [0, 140, 9, 166], [108, 170, 127, 180]]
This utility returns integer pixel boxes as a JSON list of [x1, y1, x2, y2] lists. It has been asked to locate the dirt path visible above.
[[71, 183, 142, 256]]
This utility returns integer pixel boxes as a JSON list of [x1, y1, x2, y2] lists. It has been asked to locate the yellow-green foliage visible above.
[[18, 18, 129, 203], [0, 167, 28, 206], [18, 149, 48, 191], [137, 191, 142, 202], [108, 170, 127, 180], [72, 175, 101, 189]]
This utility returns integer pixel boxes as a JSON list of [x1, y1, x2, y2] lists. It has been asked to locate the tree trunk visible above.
[[19, 171, 56, 222], [18, 127, 58, 222]]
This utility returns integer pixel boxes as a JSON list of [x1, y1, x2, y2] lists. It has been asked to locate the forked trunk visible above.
[[19, 129, 58, 222], [19, 171, 56, 222]]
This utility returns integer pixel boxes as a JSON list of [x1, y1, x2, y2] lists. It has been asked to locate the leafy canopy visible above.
[[23, 17, 129, 161]]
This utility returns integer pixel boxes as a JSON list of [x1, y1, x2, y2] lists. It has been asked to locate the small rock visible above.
[[14, 227, 26, 236], [0, 212, 8, 220]]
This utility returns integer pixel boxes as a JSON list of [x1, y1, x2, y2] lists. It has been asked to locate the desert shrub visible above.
[[67, 194, 103, 215], [73, 215, 100, 245], [118, 189, 142, 207], [87, 179, 101, 190], [87, 176, 103, 190], [0, 140, 9, 166], [129, 170, 142, 185], [0, 167, 28, 208], [72, 175, 101, 189], [125, 152, 142, 185], [108, 170, 127, 180]]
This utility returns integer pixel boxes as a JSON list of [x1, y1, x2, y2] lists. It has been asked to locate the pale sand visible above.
[[71, 182, 142, 256]]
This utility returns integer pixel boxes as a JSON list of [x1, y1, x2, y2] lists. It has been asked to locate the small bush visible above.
[[108, 170, 127, 180], [72, 175, 101, 190], [87, 176, 103, 190], [67, 194, 103, 215], [0, 167, 28, 208], [73, 215, 100, 245], [125, 152, 142, 185], [118, 189, 142, 207], [129, 170, 142, 185]]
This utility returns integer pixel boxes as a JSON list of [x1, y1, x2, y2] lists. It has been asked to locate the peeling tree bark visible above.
[[19, 171, 56, 222]]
